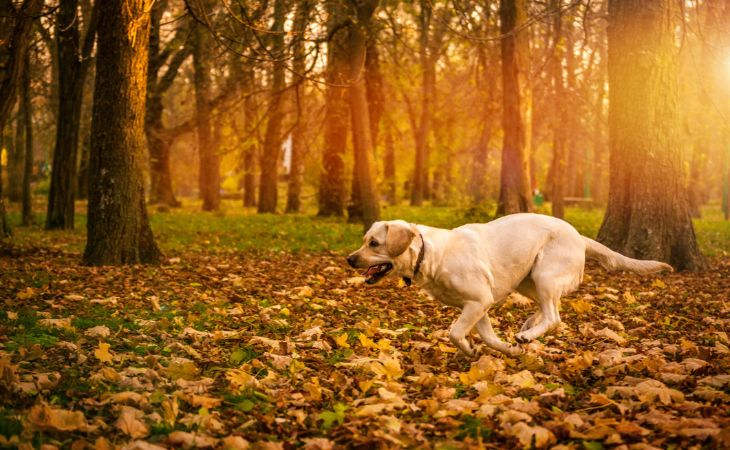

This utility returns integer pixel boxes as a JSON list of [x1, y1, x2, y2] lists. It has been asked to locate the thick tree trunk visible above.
[[241, 68, 257, 208], [9, 99, 24, 202], [146, 1, 186, 208], [21, 49, 33, 226], [83, 0, 162, 266], [0, 131, 11, 238], [549, 0, 566, 220], [192, 19, 220, 212], [346, 0, 380, 231], [348, 32, 383, 222], [411, 0, 433, 207], [383, 120, 396, 205], [318, 1, 349, 217], [0, 0, 42, 132], [46, 0, 91, 229], [258, 0, 286, 214], [597, 0, 704, 271], [496, 0, 533, 216], [286, 0, 310, 214]]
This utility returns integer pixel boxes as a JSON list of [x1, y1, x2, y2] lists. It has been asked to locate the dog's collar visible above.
[[403, 232, 425, 287]]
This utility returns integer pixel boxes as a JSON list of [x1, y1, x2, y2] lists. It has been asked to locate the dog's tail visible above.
[[583, 237, 673, 274]]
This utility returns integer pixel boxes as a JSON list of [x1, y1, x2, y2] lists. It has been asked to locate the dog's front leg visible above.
[[448, 301, 487, 357]]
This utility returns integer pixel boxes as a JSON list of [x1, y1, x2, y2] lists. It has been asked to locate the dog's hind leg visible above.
[[475, 314, 523, 357], [516, 278, 543, 333]]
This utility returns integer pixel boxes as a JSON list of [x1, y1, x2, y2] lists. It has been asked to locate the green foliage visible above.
[[318, 403, 347, 429], [455, 415, 492, 441]]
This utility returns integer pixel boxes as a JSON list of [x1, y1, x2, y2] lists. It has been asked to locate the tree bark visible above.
[[47, 0, 98, 229], [0, 0, 42, 132], [83, 0, 162, 266], [411, 0, 433, 207], [549, 0, 567, 219], [257, 0, 286, 214], [21, 49, 33, 226], [242, 68, 258, 208], [318, 0, 350, 217], [346, 0, 380, 231], [191, 16, 220, 212], [146, 1, 188, 208], [10, 95, 24, 202], [0, 129, 11, 238], [496, 0, 533, 216], [286, 0, 310, 214], [597, 0, 704, 271], [383, 119, 396, 205]]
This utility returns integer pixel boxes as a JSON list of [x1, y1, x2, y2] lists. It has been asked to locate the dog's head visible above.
[[346, 220, 417, 284]]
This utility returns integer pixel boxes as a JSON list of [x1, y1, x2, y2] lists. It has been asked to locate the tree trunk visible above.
[[76, 132, 90, 200], [0, 130, 11, 238], [549, 0, 566, 220], [9, 97, 24, 202], [0, 0, 42, 132], [46, 0, 98, 229], [257, 0, 286, 214], [146, 1, 186, 208], [383, 119, 396, 205], [411, 0, 433, 207], [83, 0, 162, 266], [496, 0, 533, 216], [470, 41, 497, 204], [348, 30, 383, 222], [21, 49, 33, 226], [192, 17, 220, 212], [346, 0, 380, 231], [596, 0, 704, 271], [285, 0, 310, 214], [318, 1, 350, 217]]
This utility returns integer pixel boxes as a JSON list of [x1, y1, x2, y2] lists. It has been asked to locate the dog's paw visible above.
[[515, 332, 532, 344]]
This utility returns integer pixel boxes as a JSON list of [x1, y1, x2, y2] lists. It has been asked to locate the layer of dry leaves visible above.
[[1, 245, 729, 449]]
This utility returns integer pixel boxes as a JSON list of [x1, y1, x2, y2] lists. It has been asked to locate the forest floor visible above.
[[1, 200, 729, 449]]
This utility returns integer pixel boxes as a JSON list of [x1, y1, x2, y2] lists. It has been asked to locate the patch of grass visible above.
[[455, 415, 492, 441], [0, 411, 23, 438]]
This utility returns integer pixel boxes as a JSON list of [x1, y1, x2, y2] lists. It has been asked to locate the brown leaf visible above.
[[115, 406, 149, 439], [27, 404, 89, 432]]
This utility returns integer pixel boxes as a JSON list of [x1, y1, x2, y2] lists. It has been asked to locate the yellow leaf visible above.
[[438, 343, 457, 353], [334, 333, 350, 349], [651, 279, 667, 289], [303, 377, 322, 401], [226, 368, 259, 391], [162, 397, 179, 426], [509, 422, 556, 448], [94, 342, 113, 363], [571, 298, 592, 314], [358, 333, 377, 349], [505, 370, 536, 389]]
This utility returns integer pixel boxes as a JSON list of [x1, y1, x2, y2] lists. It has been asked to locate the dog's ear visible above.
[[385, 222, 416, 257]]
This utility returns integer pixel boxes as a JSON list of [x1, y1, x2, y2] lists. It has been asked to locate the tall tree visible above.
[[285, 0, 311, 214], [596, 0, 704, 270], [191, 4, 221, 212], [0, 0, 42, 130], [83, 0, 161, 265], [549, 0, 567, 219], [410, 0, 448, 206], [146, 0, 190, 207], [496, 0, 533, 216], [21, 49, 33, 225], [346, 0, 380, 230], [318, 0, 350, 217], [46, 0, 99, 230], [258, 0, 287, 214], [241, 68, 258, 208]]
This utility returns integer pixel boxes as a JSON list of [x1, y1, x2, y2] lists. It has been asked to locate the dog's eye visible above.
[[369, 240, 379, 248]]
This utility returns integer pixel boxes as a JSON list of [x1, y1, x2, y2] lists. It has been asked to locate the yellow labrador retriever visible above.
[[346, 213, 672, 357]]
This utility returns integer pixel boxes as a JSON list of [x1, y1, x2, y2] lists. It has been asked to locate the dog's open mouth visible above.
[[363, 263, 393, 284]]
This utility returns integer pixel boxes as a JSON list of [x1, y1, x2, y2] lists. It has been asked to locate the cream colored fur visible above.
[[347, 213, 672, 357]]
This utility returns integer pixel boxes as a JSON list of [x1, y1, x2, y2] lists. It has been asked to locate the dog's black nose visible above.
[[346, 254, 357, 267]]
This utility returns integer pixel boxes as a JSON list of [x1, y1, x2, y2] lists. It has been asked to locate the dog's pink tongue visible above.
[[365, 266, 380, 276]]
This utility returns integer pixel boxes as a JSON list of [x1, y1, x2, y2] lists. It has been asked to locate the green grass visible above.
[[4, 197, 730, 256]]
